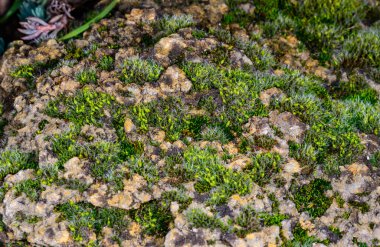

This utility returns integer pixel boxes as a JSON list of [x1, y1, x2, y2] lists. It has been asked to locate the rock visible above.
[[62, 157, 94, 186], [226, 157, 251, 171], [243, 116, 274, 136], [259, 88, 285, 107], [154, 35, 187, 67], [230, 50, 253, 69], [245, 226, 280, 247], [269, 110, 309, 143], [159, 65, 192, 94], [127, 8, 156, 23], [124, 118, 136, 133]]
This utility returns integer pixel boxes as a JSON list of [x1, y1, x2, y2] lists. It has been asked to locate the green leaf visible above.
[[0, 0, 23, 24], [60, 0, 119, 41]]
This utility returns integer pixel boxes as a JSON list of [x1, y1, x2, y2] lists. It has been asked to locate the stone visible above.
[[159, 65, 192, 94], [269, 110, 308, 143], [124, 118, 136, 133], [259, 88, 285, 107], [154, 35, 187, 67]]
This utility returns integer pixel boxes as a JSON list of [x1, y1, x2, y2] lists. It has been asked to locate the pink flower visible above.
[[18, 15, 68, 41]]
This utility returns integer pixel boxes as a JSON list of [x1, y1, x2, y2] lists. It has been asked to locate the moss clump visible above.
[[292, 179, 332, 218], [186, 208, 228, 231], [119, 58, 163, 85], [76, 69, 97, 84], [181, 62, 271, 133], [183, 146, 252, 205], [245, 152, 282, 186], [45, 88, 114, 127], [129, 97, 210, 142], [337, 27, 380, 69], [155, 14, 195, 37], [283, 223, 322, 247], [57, 201, 129, 242], [129, 200, 173, 236], [51, 130, 126, 191], [98, 55, 114, 71], [14, 179, 41, 201], [0, 150, 37, 181], [126, 156, 159, 185], [369, 151, 380, 168]]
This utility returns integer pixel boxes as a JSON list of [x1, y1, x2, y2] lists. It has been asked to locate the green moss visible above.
[[246, 152, 282, 186], [57, 201, 129, 242], [14, 179, 41, 201], [283, 223, 321, 247], [348, 200, 370, 213], [130, 200, 173, 236], [45, 88, 114, 127], [186, 208, 228, 231], [0, 150, 37, 181], [155, 14, 195, 37], [200, 125, 230, 144], [126, 156, 159, 185], [10, 64, 34, 79], [51, 129, 127, 191], [98, 55, 114, 71], [291, 179, 332, 218], [119, 58, 163, 85], [191, 29, 207, 39], [369, 151, 380, 167], [76, 69, 97, 84], [183, 146, 252, 205], [252, 135, 277, 149]]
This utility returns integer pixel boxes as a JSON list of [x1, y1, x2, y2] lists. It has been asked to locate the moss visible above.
[[283, 223, 321, 247], [186, 208, 228, 231], [337, 26, 380, 69], [245, 152, 282, 186], [57, 201, 129, 242], [126, 156, 159, 185], [45, 88, 114, 127], [155, 14, 195, 37], [14, 179, 42, 201], [369, 151, 380, 168], [98, 55, 114, 71], [0, 150, 37, 181], [348, 200, 370, 213], [10, 64, 34, 80], [191, 29, 207, 39], [252, 135, 277, 149], [183, 146, 252, 205], [130, 200, 173, 236], [51, 129, 126, 191], [291, 179, 332, 218], [76, 69, 98, 84], [119, 57, 163, 85]]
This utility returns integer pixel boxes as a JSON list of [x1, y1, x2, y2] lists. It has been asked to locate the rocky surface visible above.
[[0, 0, 379, 246]]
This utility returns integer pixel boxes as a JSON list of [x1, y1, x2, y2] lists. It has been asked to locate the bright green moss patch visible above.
[[45, 88, 114, 127], [246, 152, 282, 186], [291, 179, 332, 218], [183, 146, 252, 205], [181, 62, 271, 132], [119, 58, 163, 85], [76, 69, 97, 84], [57, 201, 129, 242], [129, 97, 210, 141], [0, 150, 37, 181]]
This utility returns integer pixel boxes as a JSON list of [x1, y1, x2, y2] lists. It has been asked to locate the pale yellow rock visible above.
[[124, 118, 136, 133]]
